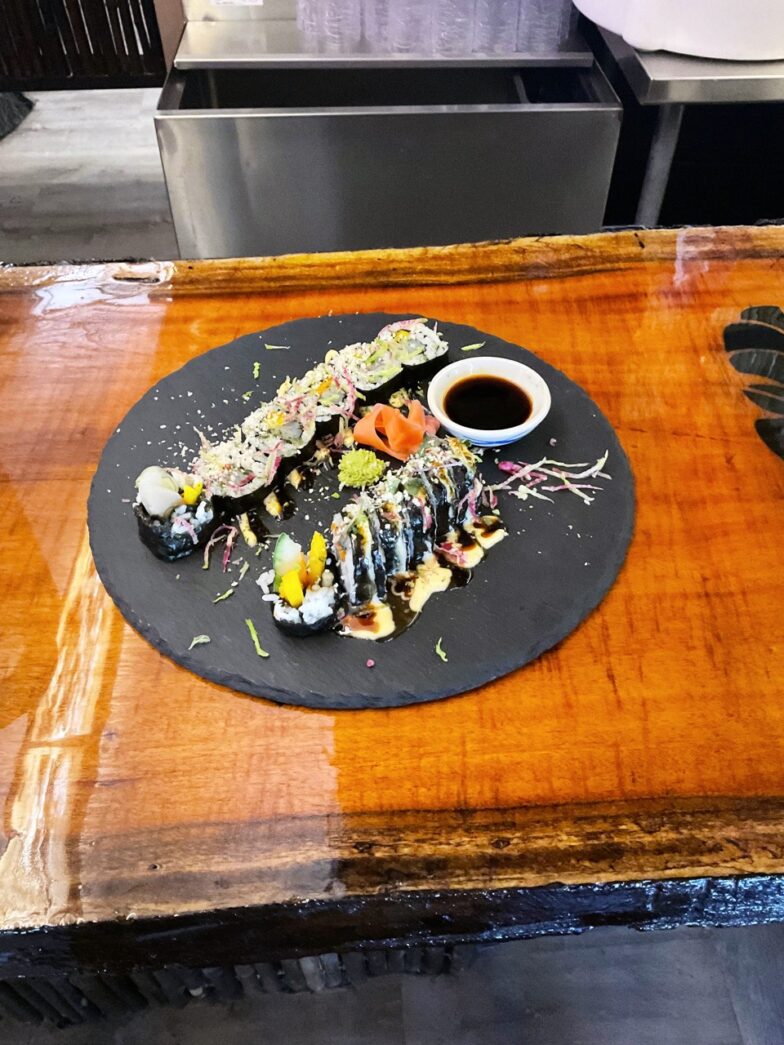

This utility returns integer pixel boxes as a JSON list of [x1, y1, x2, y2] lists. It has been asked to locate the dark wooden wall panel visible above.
[[0, 0, 165, 90]]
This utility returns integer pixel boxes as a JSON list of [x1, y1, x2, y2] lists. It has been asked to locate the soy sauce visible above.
[[444, 375, 531, 430]]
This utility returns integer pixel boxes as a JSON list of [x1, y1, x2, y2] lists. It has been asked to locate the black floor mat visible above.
[[0, 92, 33, 140]]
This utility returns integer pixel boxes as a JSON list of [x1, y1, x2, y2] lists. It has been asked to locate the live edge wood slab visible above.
[[1, 226, 783, 978]]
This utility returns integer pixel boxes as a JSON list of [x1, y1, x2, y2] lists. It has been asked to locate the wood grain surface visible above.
[[1, 227, 783, 972]]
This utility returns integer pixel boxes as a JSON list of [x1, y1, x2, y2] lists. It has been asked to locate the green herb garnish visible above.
[[264, 344, 289, 351], [435, 637, 448, 663], [245, 617, 270, 658], [213, 588, 235, 603], [461, 342, 485, 352], [252, 361, 261, 379], [242, 390, 253, 401], [188, 635, 211, 650]]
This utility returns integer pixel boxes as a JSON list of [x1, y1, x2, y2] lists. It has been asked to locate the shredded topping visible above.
[[202, 524, 239, 571], [491, 452, 610, 505], [245, 617, 270, 658]]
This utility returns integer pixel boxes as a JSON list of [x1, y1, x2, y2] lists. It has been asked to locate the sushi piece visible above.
[[399, 478, 437, 561], [331, 498, 383, 607], [402, 484, 435, 562], [376, 318, 450, 382], [414, 439, 476, 537], [133, 466, 218, 561], [269, 532, 338, 636], [374, 487, 414, 576], [281, 362, 358, 423], [326, 320, 449, 405], [194, 433, 280, 506], [366, 507, 389, 597], [329, 338, 404, 398], [241, 391, 318, 458]]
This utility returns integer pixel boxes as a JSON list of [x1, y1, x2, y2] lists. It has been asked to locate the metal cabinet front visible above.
[[156, 67, 621, 259]]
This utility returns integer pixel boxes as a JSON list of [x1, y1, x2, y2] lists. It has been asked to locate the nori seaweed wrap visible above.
[[133, 466, 218, 562], [329, 436, 481, 609]]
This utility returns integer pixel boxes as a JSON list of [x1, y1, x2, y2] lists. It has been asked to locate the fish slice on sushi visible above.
[[133, 466, 219, 561]]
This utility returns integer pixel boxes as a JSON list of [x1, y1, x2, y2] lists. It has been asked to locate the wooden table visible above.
[[1, 227, 783, 978]]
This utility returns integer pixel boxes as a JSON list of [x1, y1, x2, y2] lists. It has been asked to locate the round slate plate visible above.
[[88, 313, 635, 710]]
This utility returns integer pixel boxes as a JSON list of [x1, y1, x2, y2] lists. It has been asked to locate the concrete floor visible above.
[[3, 927, 784, 1044], [1, 88, 784, 1044], [0, 88, 177, 265]]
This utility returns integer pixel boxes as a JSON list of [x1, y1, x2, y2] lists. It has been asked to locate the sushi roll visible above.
[[375, 318, 450, 384], [194, 433, 280, 503], [416, 438, 476, 535], [241, 392, 318, 458], [374, 486, 414, 576], [133, 465, 218, 561], [329, 339, 404, 400], [401, 480, 437, 561], [281, 362, 358, 423], [327, 435, 483, 608], [324, 321, 448, 406], [331, 497, 386, 608], [269, 532, 338, 636], [328, 435, 481, 590]]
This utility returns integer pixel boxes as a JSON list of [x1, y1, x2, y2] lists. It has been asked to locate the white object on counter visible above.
[[573, 0, 784, 61], [427, 356, 552, 448]]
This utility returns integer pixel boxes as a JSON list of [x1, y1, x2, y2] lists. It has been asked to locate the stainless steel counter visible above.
[[593, 26, 784, 225], [175, 20, 594, 70], [599, 27, 784, 105]]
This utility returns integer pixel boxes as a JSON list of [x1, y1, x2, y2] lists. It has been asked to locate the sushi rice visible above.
[[273, 581, 336, 628]]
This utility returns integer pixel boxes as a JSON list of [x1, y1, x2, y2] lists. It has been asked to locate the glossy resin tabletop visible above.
[[1, 228, 783, 974]]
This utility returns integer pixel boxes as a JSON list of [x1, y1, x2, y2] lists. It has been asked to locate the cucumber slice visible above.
[[273, 533, 302, 592]]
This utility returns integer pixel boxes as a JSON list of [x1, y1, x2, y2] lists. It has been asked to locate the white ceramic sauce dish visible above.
[[427, 356, 551, 448]]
